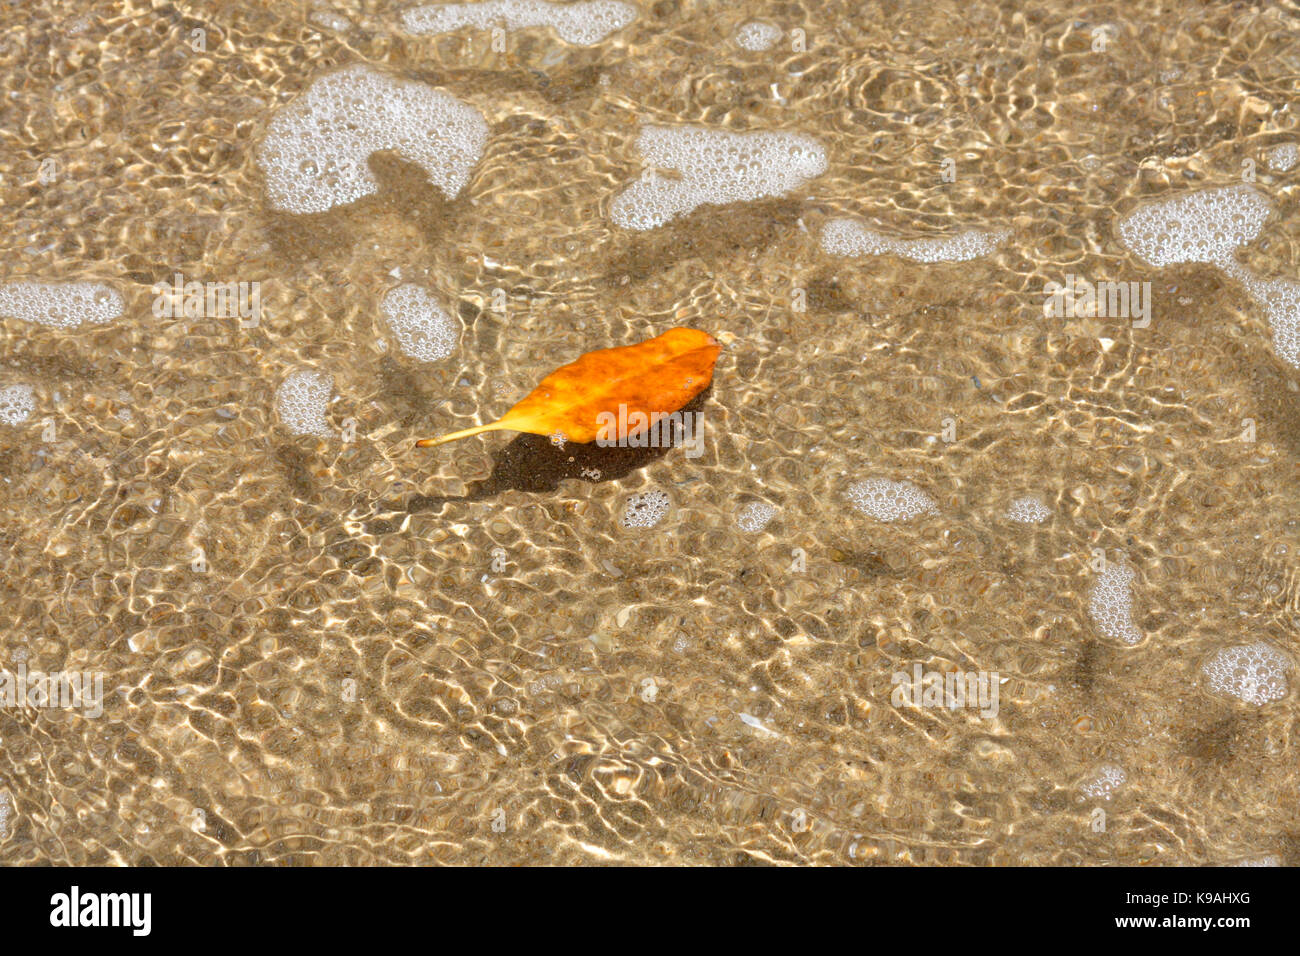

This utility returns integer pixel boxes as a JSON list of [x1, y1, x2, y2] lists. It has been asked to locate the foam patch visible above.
[[276, 369, 334, 438], [611, 125, 827, 231], [1116, 184, 1272, 268], [1087, 564, 1142, 645], [309, 8, 353, 31], [1078, 764, 1127, 801], [0, 280, 123, 329], [0, 384, 35, 426], [257, 64, 489, 215], [381, 284, 460, 362], [735, 20, 780, 51], [1267, 143, 1297, 173], [1117, 186, 1300, 369], [1006, 495, 1050, 524], [1202, 641, 1291, 706], [821, 219, 1010, 262], [735, 501, 776, 532], [401, 0, 637, 46], [1221, 261, 1300, 368], [621, 489, 670, 529], [846, 478, 937, 522]]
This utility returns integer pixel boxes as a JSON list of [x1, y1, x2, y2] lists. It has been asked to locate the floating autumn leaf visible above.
[[416, 327, 721, 448]]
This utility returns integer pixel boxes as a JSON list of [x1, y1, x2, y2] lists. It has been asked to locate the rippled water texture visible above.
[[3, 0, 1300, 866]]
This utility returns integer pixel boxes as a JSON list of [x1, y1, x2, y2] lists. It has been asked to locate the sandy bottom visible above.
[[1, 0, 1299, 865]]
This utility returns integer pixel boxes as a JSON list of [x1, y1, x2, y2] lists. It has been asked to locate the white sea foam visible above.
[[621, 489, 670, 529], [1202, 641, 1291, 706], [610, 125, 827, 231], [1088, 563, 1142, 645], [401, 0, 637, 46], [309, 8, 353, 31], [1116, 184, 1271, 269], [821, 219, 1010, 262], [735, 501, 776, 532], [1006, 495, 1050, 524], [1078, 763, 1127, 801], [735, 20, 780, 51], [1267, 143, 1297, 173], [380, 284, 459, 362], [0, 280, 122, 329], [846, 478, 937, 522], [1221, 261, 1300, 368], [1116, 185, 1300, 368], [276, 369, 334, 438], [0, 384, 35, 426], [257, 64, 489, 215]]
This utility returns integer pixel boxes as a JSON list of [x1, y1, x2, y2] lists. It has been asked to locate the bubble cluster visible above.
[[256, 64, 489, 215], [1087, 563, 1142, 645], [1202, 641, 1291, 706], [846, 478, 937, 522], [309, 8, 353, 32], [1267, 142, 1297, 173], [1078, 763, 1127, 801], [275, 369, 334, 438], [735, 501, 776, 532], [1222, 263, 1300, 368], [0, 280, 123, 329], [402, 0, 637, 46], [380, 284, 460, 362], [0, 384, 34, 426], [1006, 495, 1051, 524], [611, 125, 828, 231], [1116, 186, 1300, 368], [621, 489, 671, 529], [1115, 184, 1271, 268], [735, 20, 780, 51], [821, 220, 1010, 263]]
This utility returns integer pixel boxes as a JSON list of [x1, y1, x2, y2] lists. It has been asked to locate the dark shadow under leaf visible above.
[[363, 388, 712, 533]]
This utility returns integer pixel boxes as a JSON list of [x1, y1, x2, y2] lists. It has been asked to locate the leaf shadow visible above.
[[363, 388, 712, 532]]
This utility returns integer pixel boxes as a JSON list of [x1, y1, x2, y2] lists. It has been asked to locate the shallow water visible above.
[[2, 0, 1300, 865]]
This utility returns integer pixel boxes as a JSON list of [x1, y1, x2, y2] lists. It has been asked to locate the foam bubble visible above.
[[1117, 186, 1300, 368], [735, 501, 776, 532], [309, 8, 353, 31], [1088, 564, 1142, 645], [1221, 263, 1300, 368], [846, 478, 937, 522], [380, 283, 460, 362], [1202, 641, 1291, 706], [1006, 495, 1050, 524], [1267, 143, 1297, 173], [276, 369, 334, 438], [402, 0, 637, 46], [821, 219, 1010, 262], [257, 64, 489, 215], [1078, 763, 1127, 801], [621, 489, 670, 529], [1115, 184, 1272, 268], [1233, 855, 1281, 866], [0, 280, 123, 329], [735, 20, 780, 51], [0, 384, 35, 426], [611, 125, 827, 231]]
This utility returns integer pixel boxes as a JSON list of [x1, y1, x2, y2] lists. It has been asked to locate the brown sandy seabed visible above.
[[1, 0, 1300, 865]]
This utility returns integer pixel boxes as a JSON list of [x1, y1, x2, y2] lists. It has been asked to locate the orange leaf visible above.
[[416, 327, 721, 448]]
